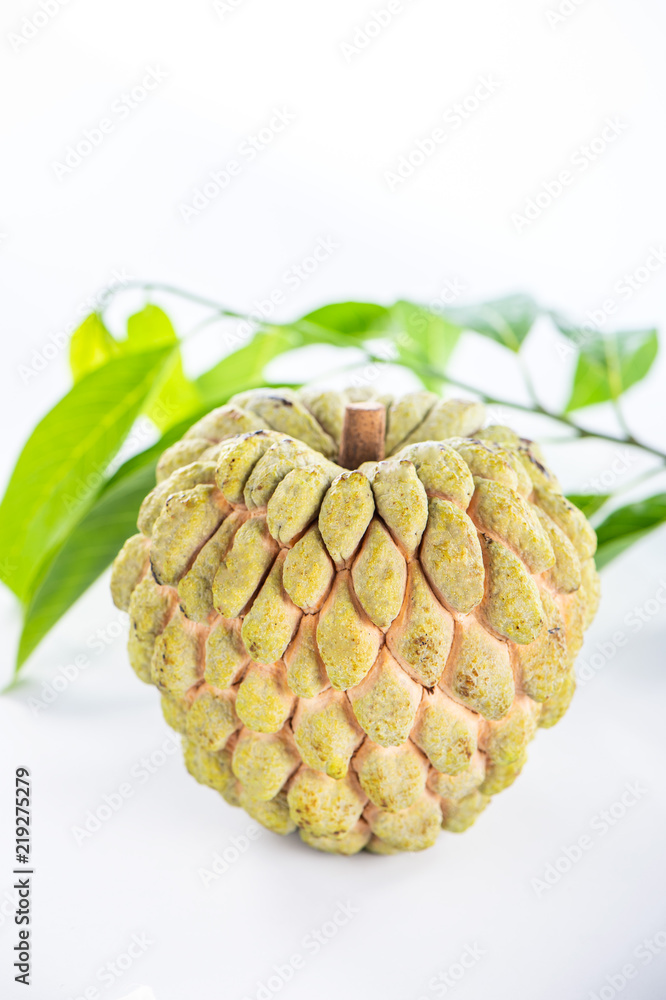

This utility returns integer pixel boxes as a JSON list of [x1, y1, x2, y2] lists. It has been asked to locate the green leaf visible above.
[[0, 346, 172, 603], [16, 459, 156, 669], [387, 301, 461, 388], [69, 313, 120, 381], [562, 328, 658, 412], [566, 493, 610, 518], [197, 328, 300, 405], [14, 405, 230, 669], [126, 306, 202, 431], [299, 302, 389, 343], [443, 294, 539, 351], [594, 493, 666, 569], [126, 304, 177, 350], [70, 306, 202, 430], [143, 355, 202, 431]]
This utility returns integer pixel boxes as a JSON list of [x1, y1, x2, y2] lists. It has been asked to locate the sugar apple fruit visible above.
[[111, 387, 600, 855]]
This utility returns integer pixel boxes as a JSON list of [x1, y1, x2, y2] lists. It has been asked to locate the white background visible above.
[[1, 1, 666, 998]]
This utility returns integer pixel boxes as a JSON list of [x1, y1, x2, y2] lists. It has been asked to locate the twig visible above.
[[99, 280, 666, 465]]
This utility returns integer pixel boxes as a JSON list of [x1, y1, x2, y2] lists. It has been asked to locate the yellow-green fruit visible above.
[[111, 390, 600, 854]]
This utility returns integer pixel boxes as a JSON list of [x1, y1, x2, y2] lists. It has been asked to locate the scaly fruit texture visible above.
[[111, 387, 600, 855]]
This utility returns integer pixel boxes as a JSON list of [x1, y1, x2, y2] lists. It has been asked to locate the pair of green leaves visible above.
[[201, 294, 658, 420], [6, 316, 304, 670], [445, 293, 539, 352], [1, 305, 212, 668], [423, 292, 658, 414], [300, 295, 535, 366], [282, 299, 461, 389], [370, 295, 658, 415], [0, 346, 173, 610], [70, 306, 202, 430], [441, 295, 659, 414], [8, 307, 328, 669]]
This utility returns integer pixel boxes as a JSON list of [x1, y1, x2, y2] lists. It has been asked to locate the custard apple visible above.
[[110, 387, 600, 854]]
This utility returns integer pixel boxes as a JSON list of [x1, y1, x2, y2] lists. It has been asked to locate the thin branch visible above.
[[99, 279, 666, 464], [517, 353, 541, 409], [362, 354, 666, 462], [99, 280, 247, 321]]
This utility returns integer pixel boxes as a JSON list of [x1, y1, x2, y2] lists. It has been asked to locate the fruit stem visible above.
[[338, 402, 386, 469]]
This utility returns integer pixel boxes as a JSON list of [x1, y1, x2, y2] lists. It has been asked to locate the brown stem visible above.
[[338, 402, 386, 469]]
